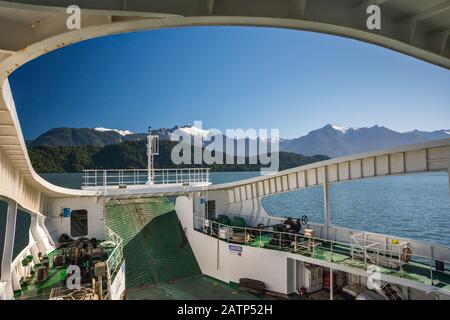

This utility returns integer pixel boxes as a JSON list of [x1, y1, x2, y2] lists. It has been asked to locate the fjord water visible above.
[[3, 172, 449, 250]]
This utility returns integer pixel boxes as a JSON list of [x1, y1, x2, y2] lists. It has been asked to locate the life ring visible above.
[[401, 246, 412, 262]]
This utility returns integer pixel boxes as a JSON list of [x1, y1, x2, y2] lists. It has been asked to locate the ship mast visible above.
[[146, 127, 159, 184]]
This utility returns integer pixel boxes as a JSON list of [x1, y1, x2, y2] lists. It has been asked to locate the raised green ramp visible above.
[[105, 198, 201, 289]]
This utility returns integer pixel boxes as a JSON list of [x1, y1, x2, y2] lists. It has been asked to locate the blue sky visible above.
[[9, 26, 450, 139]]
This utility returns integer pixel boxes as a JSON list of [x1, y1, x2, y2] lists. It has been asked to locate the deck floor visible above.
[[15, 249, 67, 300], [126, 275, 274, 300]]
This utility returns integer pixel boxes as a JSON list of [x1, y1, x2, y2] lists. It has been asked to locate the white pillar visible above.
[[323, 183, 331, 239], [330, 267, 334, 300], [38, 215, 55, 247], [1, 199, 18, 300], [11, 269, 21, 291], [30, 214, 53, 254]]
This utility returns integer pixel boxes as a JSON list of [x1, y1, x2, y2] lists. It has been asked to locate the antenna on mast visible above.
[[146, 126, 159, 184]]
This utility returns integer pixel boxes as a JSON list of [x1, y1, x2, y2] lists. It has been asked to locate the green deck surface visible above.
[[15, 248, 68, 300], [127, 275, 273, 300], [105, 198, 201, 289], [248, 235, 272, 247]]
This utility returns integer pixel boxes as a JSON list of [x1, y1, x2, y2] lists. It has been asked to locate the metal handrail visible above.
[[82, 168, 210, 188], [194, 216, 450, 288], [350, 232, 412, 269], [105, 227, 124, 285]]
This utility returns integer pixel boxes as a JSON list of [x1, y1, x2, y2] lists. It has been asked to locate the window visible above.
[[206, 200, 215, 219], [71, 209, 88, 237]]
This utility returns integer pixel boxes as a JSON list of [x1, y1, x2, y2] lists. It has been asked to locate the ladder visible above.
[[378, 282, 407, 300], [350, 233, 378, 265]]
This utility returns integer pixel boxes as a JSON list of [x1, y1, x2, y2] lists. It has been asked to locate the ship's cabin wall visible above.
[[44, 197, 105, 243]]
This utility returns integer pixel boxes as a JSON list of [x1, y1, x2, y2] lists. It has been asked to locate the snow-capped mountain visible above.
[[330, 124, 349, 134], [279, 124, 450, 158], [27, 124, 449, 158], [94, 127, 134, 136], [168, 126, 221, 141]]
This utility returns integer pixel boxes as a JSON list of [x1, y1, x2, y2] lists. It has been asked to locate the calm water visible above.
[[1, 171, 449, 258]]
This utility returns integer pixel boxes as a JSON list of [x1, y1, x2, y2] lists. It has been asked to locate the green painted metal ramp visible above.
[[105, 198, 201, 289]]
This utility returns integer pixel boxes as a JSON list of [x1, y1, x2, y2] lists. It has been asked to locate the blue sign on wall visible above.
[[229, 245, 243, 256], [63, 208, 71, 218]]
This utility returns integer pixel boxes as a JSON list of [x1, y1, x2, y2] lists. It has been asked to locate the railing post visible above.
[[331, 242, 333, 261], [323, 182, 331, 239], [279, 232, 282, 249], [330, 267, 334, 300], [364, 250, 367, 268], [259, 229, 262, 247], [103, 170, 106, 187], [430, 259, 434, 284]]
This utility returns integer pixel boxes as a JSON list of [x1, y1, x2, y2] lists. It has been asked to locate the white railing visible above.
[[350, 232, 410, 269], [105, 227, 123, 285], [10, 241, 38, 292], [82, 168, 210, 188], [193, 216, 450, 291]]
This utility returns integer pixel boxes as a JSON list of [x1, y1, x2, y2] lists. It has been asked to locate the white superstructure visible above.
[[0, 0, 449, 300]]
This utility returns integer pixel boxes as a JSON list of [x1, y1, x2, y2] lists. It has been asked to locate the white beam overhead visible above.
[[0, 0, 448, 215]]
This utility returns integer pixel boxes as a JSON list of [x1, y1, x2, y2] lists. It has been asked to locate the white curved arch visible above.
[[0, 4, 448, 301], [0, 3, 449, 214]]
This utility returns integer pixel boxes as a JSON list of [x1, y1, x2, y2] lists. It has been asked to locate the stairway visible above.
[[105, 198, 201, 289], [350, 240, 378, 265], [378, 282, 406, 300]]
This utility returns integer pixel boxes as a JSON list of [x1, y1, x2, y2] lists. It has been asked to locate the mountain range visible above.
[[27, 124, 449, 158], [28, 140, 328, 173], [280, 124, 449, 158]]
